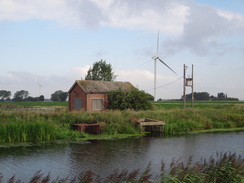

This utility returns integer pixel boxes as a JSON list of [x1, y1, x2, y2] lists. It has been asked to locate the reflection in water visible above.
[[68, 137, 152, 179], [0, 132, 243, 182]]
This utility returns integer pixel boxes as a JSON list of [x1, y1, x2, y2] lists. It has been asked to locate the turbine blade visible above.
[[157, 57, 178, 75]]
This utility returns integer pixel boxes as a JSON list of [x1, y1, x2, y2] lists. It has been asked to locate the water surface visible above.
[[0, 131, 243, 182]]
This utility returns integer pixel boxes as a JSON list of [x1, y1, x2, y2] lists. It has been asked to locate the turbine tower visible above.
[[152, 30, 177, 101], [38, 77, 42, 96]]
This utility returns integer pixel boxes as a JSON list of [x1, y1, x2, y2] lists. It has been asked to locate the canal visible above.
[[0, 131, 243, 182]]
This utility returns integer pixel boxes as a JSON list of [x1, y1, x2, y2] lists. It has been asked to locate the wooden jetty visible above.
[[136, 118, 165, 132]]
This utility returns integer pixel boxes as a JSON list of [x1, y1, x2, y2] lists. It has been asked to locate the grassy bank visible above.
[[0, 101, 244, 143], [1, 152, 243, 183]]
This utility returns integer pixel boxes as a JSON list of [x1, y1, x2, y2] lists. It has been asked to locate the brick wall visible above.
[[69, 83, 109, 112], [68, 83, 87, 111]]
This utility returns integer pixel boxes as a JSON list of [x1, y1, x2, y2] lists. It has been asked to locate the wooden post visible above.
[[183, 64, 186, 109], [191, 64, 194, 108], [154, 59, 157, 101]]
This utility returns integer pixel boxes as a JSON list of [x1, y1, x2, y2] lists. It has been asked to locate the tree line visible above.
[[183, 92, 239, 101], [0, 90, 68, 102]]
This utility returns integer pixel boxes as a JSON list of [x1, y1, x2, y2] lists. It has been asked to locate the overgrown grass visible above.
[[0, 121, 85, 143], [0, 152, 243, 183], [0, 102, 244, 143]]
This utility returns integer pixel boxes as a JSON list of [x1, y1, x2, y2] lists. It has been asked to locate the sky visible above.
[[0, 0, 244, 100]]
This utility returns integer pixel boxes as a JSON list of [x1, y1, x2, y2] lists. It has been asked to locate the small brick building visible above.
[[68, 80, 134, 112]]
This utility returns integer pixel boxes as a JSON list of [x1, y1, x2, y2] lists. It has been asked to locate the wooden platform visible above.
[[136, 118, 165, 132], [72, 124, 100, 135]]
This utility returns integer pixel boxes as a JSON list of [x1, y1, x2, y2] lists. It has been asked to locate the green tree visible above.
[[107, 88, 152, 110], [85, 60, 117, 81], [40, 95, 45, 101], [51, 90, 68, 101], [59, 92, 68, 101], [13, 90, 29, 102], [217, 92, 226, 100], [184, 92, 210, 101], [0, 90, 11, 101]]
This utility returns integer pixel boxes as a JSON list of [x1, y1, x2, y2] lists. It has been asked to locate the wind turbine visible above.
[[152, 30, 177, 101]]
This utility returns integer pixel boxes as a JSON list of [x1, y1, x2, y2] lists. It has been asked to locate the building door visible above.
[[74, 98, 82, 110]]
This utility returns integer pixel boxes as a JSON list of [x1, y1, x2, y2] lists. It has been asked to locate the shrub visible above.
[[107, 87, 152, 110]]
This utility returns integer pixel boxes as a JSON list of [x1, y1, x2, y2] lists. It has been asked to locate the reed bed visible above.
[[0, 152, 243, 183], [0, 103, 244, 143], [0, 121, 85, 143]]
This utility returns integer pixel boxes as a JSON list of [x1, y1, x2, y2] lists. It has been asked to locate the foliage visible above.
[[0, 152, 243, 183], [187, 92, 210, 100], [218, 92, 227, 99], [184, 92, 239, 101], [13, 90, 29, 102], [25, 95, 45, 102], [40, 95, 45, 101], [161, 152, 244, 183], [0, 101, 244, 143], [51, 90, 68, 101], [0, 90, 11, 101], [0, 90, 45, 102], [85, 59, 117, 81], [107, 87, 152, 110], [0, 112, 85, 143]]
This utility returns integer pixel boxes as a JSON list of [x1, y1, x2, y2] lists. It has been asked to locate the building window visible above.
[[92, 99, 103, 110], [74, 98, 82, 110]]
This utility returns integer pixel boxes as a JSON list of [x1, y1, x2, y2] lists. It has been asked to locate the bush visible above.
[[107, 87, 152, 110]]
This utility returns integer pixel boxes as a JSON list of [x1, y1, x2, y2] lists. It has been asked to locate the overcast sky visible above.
[[0, 0, 244, 100]]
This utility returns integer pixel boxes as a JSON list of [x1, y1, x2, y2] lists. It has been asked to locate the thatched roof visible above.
[[70, 80, 134, 94]]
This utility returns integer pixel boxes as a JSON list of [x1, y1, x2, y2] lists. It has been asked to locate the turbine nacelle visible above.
[[152, 56, 159, 60]]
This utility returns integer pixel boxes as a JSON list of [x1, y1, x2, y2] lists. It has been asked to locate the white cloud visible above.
[[1, 0, 243, 57], [116, 69, 180, 98], [0, 66, 89, 98], [163, 3, 244, 56], [1, 65, 242, 100], [0, 66, 182, 100], [0, 0, 67, 21], [0, 0, 189, 34], [217, 10, 244, 32], [97, 0, 189, 34]]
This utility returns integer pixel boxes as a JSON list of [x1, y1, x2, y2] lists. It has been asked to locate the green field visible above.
[[153, 100, 244, 110], [0, 101, 68, 107], [1, 100, 244, 109]]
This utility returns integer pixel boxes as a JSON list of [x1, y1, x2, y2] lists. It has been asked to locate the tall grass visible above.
[[0, 152, 243, 183], [0, 102, 244, 143], [0, 110, 87, 143], [0, 122, 57, 143], [0, 121, 84, 143]]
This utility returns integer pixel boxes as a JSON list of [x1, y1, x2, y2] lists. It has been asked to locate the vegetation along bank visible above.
[[0, 101, 244, 144]]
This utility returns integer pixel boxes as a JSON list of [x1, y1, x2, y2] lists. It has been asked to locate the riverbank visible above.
[[0, 102, 244, 144]]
